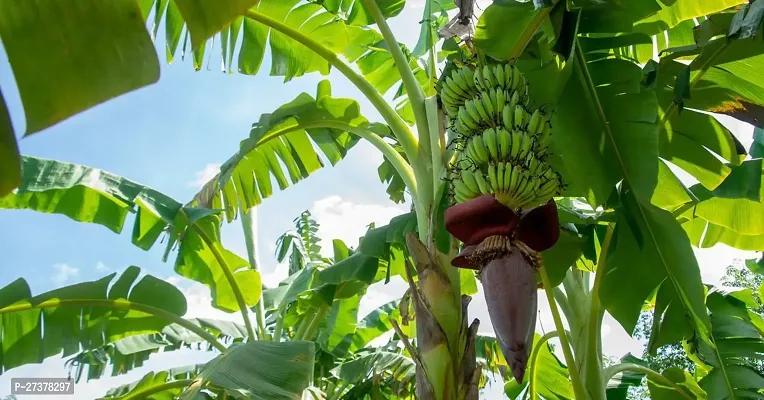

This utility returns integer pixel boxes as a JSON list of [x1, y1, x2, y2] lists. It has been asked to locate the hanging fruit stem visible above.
[[540, 264, 587, 399]]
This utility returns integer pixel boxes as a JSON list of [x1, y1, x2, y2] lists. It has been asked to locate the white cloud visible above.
[[51, 264, 79, 286], [95, 261, 109, 271], [309, 195, 408, 257], [188, 163, 221, 188]]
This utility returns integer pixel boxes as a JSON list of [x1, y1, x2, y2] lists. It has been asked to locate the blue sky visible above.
[[0, 2, 759, 398]]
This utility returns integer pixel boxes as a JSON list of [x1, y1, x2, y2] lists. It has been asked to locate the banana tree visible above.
[[2, 0, 764, 399]]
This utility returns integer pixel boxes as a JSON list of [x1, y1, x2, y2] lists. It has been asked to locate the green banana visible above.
[[462, 68, 476, 90], [458, 106, 479, 130], [508, 90, 520, 113], [495, 89, 506, 119], [521, 85, 530, 107], [518, 133, 532, 160], [507, 165, 519, 194], [474, 67, 487, 91], [487, 164, 499, 189], [473, 96, 491, 122], [517, 173, 536, 200], [494, 64, 505, 88], [511, 173, 526, 199], [481, 93, 495, 120], [502, 162, 512, 192], [514, 105, 527, 128], [467, 139, 482, 162], [498, 128, 510, 158], [472, 135, 490, 164], [454, 179, 477, 198], [446, 77, 467, 98], [439, 86, 458, 109], [511, 66, 523, 91], [528, 109, 541, 135], [502, 104, 513, 128], [538, 122, 552, 149], [465, 100, 483, 127], [483, 128, 499, 160], [509, 131, 522, 159], [461, 170, 480, 193], [488, 89, 499, 118], [442, 82, 465, 103], [504, 64, 514, 91], [442, 62, 563, 208], [474, 170, 489, 194], [496, 162, 506, 192], [527, 157, 540, 176], [483, 65, 497, 88], [537, 178, 558, 196], [455, 116, 472, 135], [444, 103, 459, 117], [450, 69, 470, 93]]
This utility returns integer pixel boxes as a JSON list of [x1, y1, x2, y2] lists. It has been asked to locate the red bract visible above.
[[452, 244, 479, 270], [444, 194, 518, 246], [444, 196, 561, 269], [515, 201, 560, 252]]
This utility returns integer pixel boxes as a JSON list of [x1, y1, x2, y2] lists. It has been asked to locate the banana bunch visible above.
[[441, 62, 562, 211]]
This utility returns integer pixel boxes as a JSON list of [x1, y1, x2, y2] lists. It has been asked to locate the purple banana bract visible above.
[[481, 250, 538, 383]]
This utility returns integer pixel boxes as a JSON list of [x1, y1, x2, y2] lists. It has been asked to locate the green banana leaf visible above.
[[0, 156, 260, 313], [275, 210, 330, 275], [0, 90, 19, 197], [180, 340, 315, 400], [601, 188, 711, 352], [331, 349, 416, 397], [679, 159, 764, 251], [0, 0, 161, 136], [100, 364, 206, 399], [191, 80, 375, 220], [691, 287, 764, 398], [67, 318, 249, 382], [605, 353, 706, 400], [0, 266, 185, 374], [605, 354, 648, 400]]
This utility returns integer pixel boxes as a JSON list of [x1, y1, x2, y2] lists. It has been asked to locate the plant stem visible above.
[[273, 307, 285, 343], [425, 96, 443, 204], [293, 307, 317, 340], [299, 306, 330, 341], [362, 0, 430, 141], [239, 205, 268, 341], [244, 9, 418, 163], [509, 6, 555, 59], [603, 364, 695, 400], [552, 287, 574, 323], [120, 379, 194, 400], [192, 224, 256, 340], [528, 331, 559, 399], [360, 0, 435, 237], [540, 265, 587, 400], [588, 224, 614, 341], [581, 223, 615, 400], [0, 299, 226, 352]]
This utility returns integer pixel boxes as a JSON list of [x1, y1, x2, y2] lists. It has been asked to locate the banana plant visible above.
[[2, 0, 764, 399]]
